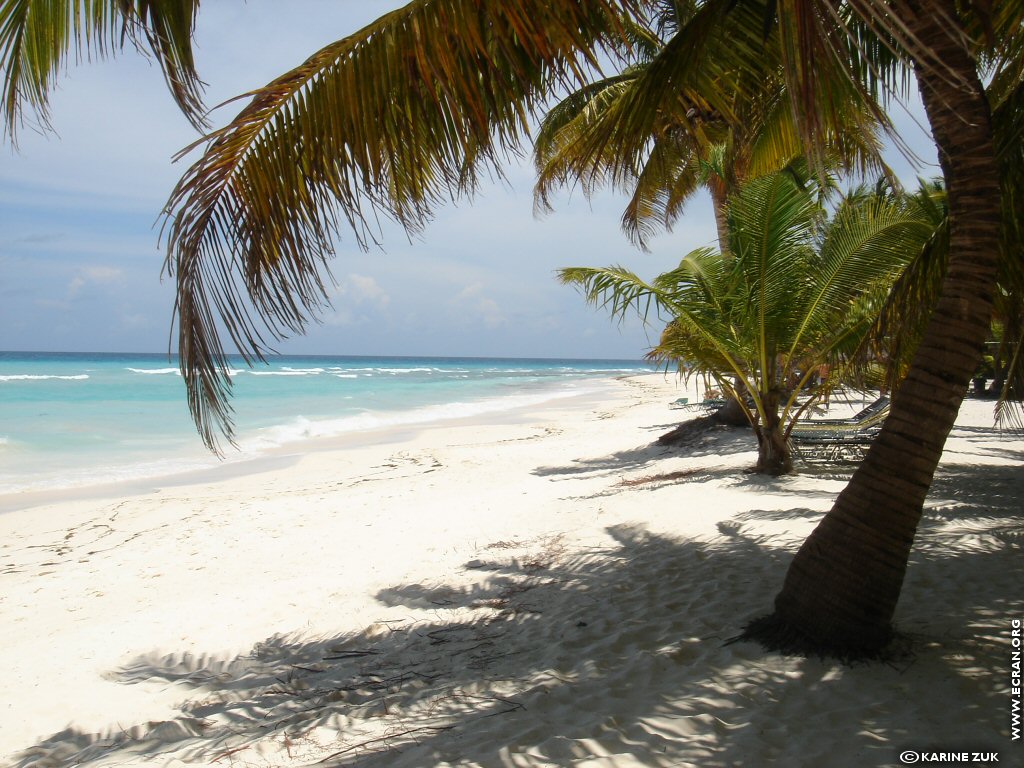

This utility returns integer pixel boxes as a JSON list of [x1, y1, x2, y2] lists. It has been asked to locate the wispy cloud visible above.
[[452, 282, 505, 329], [67, 265, 124, 297]]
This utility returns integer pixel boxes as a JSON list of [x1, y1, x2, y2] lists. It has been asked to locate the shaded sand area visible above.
[[1, 375, 1021, 767]]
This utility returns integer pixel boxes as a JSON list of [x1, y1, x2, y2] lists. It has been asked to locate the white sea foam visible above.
[[127, 367, 180, 375], [0, 452, 222, 495], [0, 374, 89, 382], [249, 370, 319, 377], [373, 367, 439, 374], [241, 385, 598, 452]]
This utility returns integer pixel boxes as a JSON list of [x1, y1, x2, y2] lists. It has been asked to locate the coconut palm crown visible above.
[[532, 1, 888, 251]]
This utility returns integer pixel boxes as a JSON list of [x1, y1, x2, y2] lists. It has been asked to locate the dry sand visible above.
[[0, 374, 1020, 767]]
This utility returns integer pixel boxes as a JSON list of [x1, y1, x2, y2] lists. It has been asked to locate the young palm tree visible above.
[[533, 1, 887, 428], [561, 171, 937, 474], [2, 0, 1020, 656]]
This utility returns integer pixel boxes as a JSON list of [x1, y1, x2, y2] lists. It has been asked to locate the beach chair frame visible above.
[[789, 397, 891, 464]]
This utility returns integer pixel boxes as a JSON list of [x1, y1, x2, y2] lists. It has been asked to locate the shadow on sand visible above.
[[10, 463, 1022, 767]]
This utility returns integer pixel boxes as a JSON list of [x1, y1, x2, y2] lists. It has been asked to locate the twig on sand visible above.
[[618, 469, 705, 486], [212, 745, 250, 763], [316, 725, 457, 763], [323, 649, 381, 660]]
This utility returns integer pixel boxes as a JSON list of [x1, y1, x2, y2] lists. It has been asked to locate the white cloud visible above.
[[451, 282, 505, 329], [67, 266, 125, 297], [348, 273, 390, 306], [455, 283, 484, 301], [333, 273, 390, 307], [324, 273, 391, 327], [83, 266, 124, 282], [67, 277, 87, 297]]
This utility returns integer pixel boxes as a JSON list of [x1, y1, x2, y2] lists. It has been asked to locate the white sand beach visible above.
[[0, 374, 1020, 767]]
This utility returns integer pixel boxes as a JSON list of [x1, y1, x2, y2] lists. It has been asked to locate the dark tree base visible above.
[[656, 403, 751, 448], [733, 612, 904, 664], [656, 414, 734, 447]]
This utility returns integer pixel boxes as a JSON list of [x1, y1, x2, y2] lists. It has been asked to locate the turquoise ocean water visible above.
[[0, 351, 653, 494]]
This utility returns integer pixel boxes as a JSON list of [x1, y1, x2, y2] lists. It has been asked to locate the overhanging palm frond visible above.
[[533, 71, 642, 213], [534, 63, 714, 248], [559, 252, 754, 387], [533, 0, 764, 198], [161, 0, 643, 451], [557, 264, 669, 325], [0, 0, 205, 137], [534, 0, 892, 254]]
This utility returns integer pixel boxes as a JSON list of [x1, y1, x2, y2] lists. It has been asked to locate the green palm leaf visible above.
[[161, 0, 644, 450], [563, 169, 939, 472], [0, 0, 204, 136]]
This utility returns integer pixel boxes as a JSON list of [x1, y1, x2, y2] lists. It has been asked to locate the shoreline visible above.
[[1, 374, 1020, 766], [0, 374, 628, 513]]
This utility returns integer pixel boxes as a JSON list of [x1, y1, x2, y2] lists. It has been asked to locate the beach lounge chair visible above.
[[801, 396, 890, 426], [669, 396, 727, 414], [789, 397, 891, 463]]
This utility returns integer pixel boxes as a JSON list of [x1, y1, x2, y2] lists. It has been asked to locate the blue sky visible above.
[[0, 2, 938, 360]]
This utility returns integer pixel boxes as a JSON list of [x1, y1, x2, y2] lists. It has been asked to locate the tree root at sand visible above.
[[731, 613, 917, 665], [655, 414, 741, 449]]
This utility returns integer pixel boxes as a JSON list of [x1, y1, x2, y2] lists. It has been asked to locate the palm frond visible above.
[[560, 250, 754, 383], [775, 0, 908, 170], [619, 140, 703, 247], [162, 0, 643, 450], [726, 171, 819, 357], [855, 181, 948, 391], [533, 72, 641, 214], [557, 264, 667, 324], [796, 185, 935, 359], [0, 0, 204, 137]]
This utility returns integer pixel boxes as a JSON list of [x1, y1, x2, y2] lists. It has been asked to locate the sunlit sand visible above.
[[1, 375, 1019, 766]]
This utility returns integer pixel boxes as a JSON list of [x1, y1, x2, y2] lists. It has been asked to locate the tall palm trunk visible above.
[[709, 178, 753, 426], [745, 0, 1000, 656]]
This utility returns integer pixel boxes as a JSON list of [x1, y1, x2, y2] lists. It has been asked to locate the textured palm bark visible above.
[[747, 0, 1000, 655], [709, 179, 731, 253], [754, 391, 793, 475], [708, 181, 754, 427]]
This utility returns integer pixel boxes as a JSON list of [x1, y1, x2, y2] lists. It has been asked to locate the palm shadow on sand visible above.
[[10, 460, 1021, 767], [532, 421, 755, 482]]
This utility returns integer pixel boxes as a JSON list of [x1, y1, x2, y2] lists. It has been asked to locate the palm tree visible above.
[[532, 2, 885, 252], [533, 2, 887, 428], [744, 1, 1009, 657], [561, 171, 938, 474], [1, 0, 1020, 656]]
